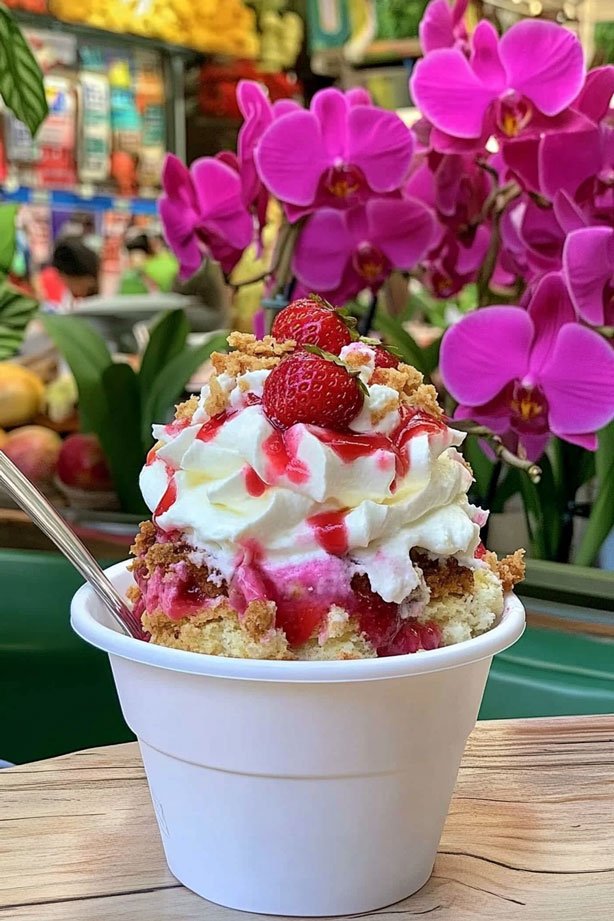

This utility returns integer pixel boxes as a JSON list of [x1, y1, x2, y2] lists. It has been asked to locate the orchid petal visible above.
[[404, 163, 437, 209], [573, 66, 614, 123], [470, 21, 506, 89], [347, 106, 414, 191], [519, 199, 564, 270], [429, 126, 489, 153], [555, 431, 598, 451], [410, 49, 498, 139], [538, 124, 602, 199], [364, 197, 438, 269], [434, 154, 463, 215], [158, 196, 202, 280], [255, 111, 329, 205], [191, 158, 253, 249], [236, 80, 273, 206], [526, 272, 576, 379], [553, 190, 588, 233], [419, 0, 455, 53], [272, 99, 301, 118], [216, 150, 240, 172], [563, 226, 614, 326], [518, 432, 551, 461], [162, 153, 198, 211], [453, 390, 512, 435], [502, 136, 541, 194], [346, 87, 372, 107], [311, 88, 349, 159], [293, 210, 352, 289], [440, 307, 533, 405], [499, 20, 585, 116], [456, 224, 490, 274], [452, 0, 469, 27], [541, 324, 614, 434]]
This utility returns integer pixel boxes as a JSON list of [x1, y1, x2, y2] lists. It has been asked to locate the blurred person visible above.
[[35, 239, 100, 311], [118, 228, 178, 295]]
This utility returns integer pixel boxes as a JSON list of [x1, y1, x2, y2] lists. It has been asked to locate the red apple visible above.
[[2, 425, 62, 483], [57, 434, 114, 491]]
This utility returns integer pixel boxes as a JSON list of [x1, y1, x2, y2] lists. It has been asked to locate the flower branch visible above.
[[449, 421, 542, 483]]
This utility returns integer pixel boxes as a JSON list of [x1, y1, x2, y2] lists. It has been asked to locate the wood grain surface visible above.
[[1, 715, 613, 920]]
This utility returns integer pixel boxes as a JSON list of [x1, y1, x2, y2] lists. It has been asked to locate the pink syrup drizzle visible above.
[[244, 465, 267, 497], [154, 476, 177, 519], [307, 509, 349, 555], [262, 430, 309, 485]]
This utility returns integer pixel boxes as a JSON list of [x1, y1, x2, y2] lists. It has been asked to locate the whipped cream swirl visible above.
[[140, 344, 484, 608]]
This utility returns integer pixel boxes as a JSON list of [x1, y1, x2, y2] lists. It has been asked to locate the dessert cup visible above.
[[71, 560, 525, 916]]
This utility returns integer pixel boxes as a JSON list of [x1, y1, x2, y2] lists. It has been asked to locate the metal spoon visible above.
[[0, 452, 143, 639]]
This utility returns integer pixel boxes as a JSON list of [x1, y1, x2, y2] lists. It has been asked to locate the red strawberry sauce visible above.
[[307, 509, 349, 555]]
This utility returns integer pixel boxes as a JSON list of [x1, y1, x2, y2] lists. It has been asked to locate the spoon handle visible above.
[[0, 452, 143, 639]]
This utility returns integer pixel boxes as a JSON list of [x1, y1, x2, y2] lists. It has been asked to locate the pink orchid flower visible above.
[[411, 20, 584, 152], [255, 87, 414, 222], [563, 226, 614, 327], [440, 273, 614, 460], [423, 225, 490, 299], [234, 81, 272, 225], [504, 66, 614, 198], [419, 0, 469, 54], [159, 154, 253, 279], [293, 198, 438, 305]]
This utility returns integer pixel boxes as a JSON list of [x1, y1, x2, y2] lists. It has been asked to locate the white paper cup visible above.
[[71, 561, 525, 916]]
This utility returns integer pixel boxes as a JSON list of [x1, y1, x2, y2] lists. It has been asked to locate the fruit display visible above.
[[49, 0, 260, 57], [1, 425, 61, 486], [0, 363, 45, 428], [57, 433, 113, 493]]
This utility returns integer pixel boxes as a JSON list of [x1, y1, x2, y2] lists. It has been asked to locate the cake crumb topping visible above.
[[175, 395, 199, 422], [496, 549, 526, 591], [203, 374, 229, 417]]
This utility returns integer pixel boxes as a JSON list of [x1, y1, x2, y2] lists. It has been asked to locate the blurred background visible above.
[[1, 0, 613, 765]]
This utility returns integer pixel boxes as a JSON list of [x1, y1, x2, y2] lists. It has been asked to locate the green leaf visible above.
[[142, 332, 228, 449], [489, 466, 521, 514], [462, 435, 494, 501], [576, 421, 614, 566], [138, 310, 189, 404], [0, 6, 48, 137], [0, 204, 18, 273], [373, 312, 426, 373], [421, 335, 441, 378], [518, 474, 548, 560], [41, 315, 112, 433], [0, 281, 38, 359], [99, 363, 147, 515]]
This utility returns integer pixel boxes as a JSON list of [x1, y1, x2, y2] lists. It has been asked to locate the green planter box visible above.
[[0, 549, 133, 764], [1, 551, 612, 763]]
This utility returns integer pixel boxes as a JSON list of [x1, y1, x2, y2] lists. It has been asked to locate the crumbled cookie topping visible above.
[[174, 394, 199, 422]]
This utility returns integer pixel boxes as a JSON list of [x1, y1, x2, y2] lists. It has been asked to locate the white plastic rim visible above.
[[71, 560, 526, 681]]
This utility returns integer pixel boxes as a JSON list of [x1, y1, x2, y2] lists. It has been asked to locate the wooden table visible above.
[[1, 715, 613, 920]]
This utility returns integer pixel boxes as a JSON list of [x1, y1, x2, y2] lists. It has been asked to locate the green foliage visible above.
[[372, 310, 440, 380], [376, 0, 428, 39], [42, 310, 228, 514], [0, 203, 18, 273], [0, 281, 38, 360], [576, 422, 614, 566], [595, 23, 614, 64], [0, 5, 48, 137]]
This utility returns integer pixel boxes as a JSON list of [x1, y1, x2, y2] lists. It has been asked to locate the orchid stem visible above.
[[449, 421, 542, 483], [359, 291, 379, 336]]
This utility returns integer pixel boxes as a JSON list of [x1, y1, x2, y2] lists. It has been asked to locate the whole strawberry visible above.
[[272, 297, 352, 354], [263, 351, 363, 430]]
